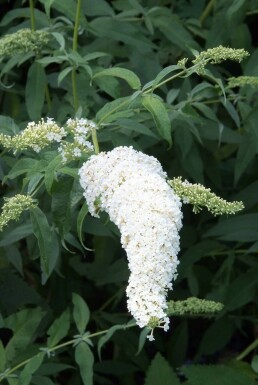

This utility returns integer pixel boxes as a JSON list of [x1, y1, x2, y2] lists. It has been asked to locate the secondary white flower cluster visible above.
[[79, 146, 183, 338], [58, 118, 95, 162], [0, 118, 66, 153], [0, 117, 96, 160]]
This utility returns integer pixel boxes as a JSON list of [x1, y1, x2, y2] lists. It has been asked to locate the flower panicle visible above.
[[167, 297, 224, 317], [191, 45, 249, 74], [0, 118, 66, 153], [58, 118, 96, 162], [169, 177, 244, 216], [0, 117, 96, 160], [227, 76, 258, 88], [79, 146, 183, 339], [0, 28, 50, 58], [0, 194, 36, 232]]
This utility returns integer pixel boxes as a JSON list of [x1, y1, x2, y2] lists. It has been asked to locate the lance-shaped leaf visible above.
[[72, 293, 90, 335], [75, 342, 94, 385], [30, 207, 59, 284], [47, 309, 70, 348], [141, 94, 172, 146], [18, 352, 45, 385], [93, 67, 141, 90], [25, 62, 46, 121]]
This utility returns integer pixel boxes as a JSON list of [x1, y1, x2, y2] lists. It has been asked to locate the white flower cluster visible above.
[[58, 118, 95, 162], [79, 146, 183, 338]]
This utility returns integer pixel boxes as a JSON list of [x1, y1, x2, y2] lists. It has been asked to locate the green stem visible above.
[[45, 84, 51, 112], [236, 338, 258, 361], [29, 0, 36, 31], [0, 323, 136, 382], [98, 69, 187, 125], [91, 127, 100, 154], [199, 0, 216, 25], [147, 69, 186, 93], [72, 67, 79, 112], [71, 0, 82, 112]]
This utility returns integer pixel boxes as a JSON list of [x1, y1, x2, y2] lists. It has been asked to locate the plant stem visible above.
[[29, 0, 36, 31], [0, 323, 136, 382], [98, 69, 187, 125], [91, 127, 100, 154], [72, 68, 79, 111], [236, 338, 258, 361], [71, 0, 82, 112], [199, 0, 216, 25], [45, 84, 51, 111]]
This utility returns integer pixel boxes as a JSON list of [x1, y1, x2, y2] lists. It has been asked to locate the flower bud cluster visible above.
[[169, 177, 244, 215], [192, 45, 249, 74], [79, 146, 183, 336], [0, 118, 66, 153], [0, 117, 96, 160], [167, 297, 224, 316], [0, 194, 36, 231], [0, 28, 50, 58], [58, 118, 95, 162], [227, 76, 258, 88]]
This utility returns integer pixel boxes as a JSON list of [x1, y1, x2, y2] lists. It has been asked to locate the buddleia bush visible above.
[[0, 1, 258, 384]]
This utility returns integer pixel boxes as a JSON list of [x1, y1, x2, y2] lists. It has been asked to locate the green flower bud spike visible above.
[[169, 177, 244, 216], [0, 194, 36, 231]]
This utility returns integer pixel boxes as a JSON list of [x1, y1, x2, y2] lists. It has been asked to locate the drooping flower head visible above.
[[79, 146, 183, 338]]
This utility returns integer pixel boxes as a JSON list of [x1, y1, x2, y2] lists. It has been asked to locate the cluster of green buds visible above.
[[0, 28, 50, 59], [167, 297, 224, 317], [227, 76, 258, 88], [0, 194, 36, 231], [169, 177, 244, 216], [191, 45, 249, 74], [0, 118, 66, 153]]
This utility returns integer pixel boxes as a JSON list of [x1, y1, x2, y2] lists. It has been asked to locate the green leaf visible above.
[[31, 376, 55, 385], [44, 155, 62, 194], [96, 96, 132, 124], [136, 328, 149, 356], [0, 341, 6, 372], [141, 94, 172, 145], [30, 207, 59, 284], [76, 202, 89, 248], [5, 307, 45, 364], [5, 159, 38, 181], [72, 293, 90, 335], [4, 245, 23, 275], [75, 342, 94, 385], [57, 66, 73, 85], [0, 224, 33, 247], [234, 137, 256, 184], [93, 67, 141, 90], [251, 355, 258, 373], [197, 317, 234, 356], [151, 65, 179, 90], [182, 364, 256, 385], [224, 268, 258, 311], [18, 352, 45, 385], [51, 175, 74, 237], [144, 353, 180, 385], [98, 324, 128, 359], [38, 0, 54, 18], [47, 309, 70, 348], [51, 0, 78, 21], [203, 214, 258, 242], [0, 115, 19, 134], [25, 62, 46, 121]]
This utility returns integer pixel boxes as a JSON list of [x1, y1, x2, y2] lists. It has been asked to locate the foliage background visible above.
[[0, 0, 258, 384]]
